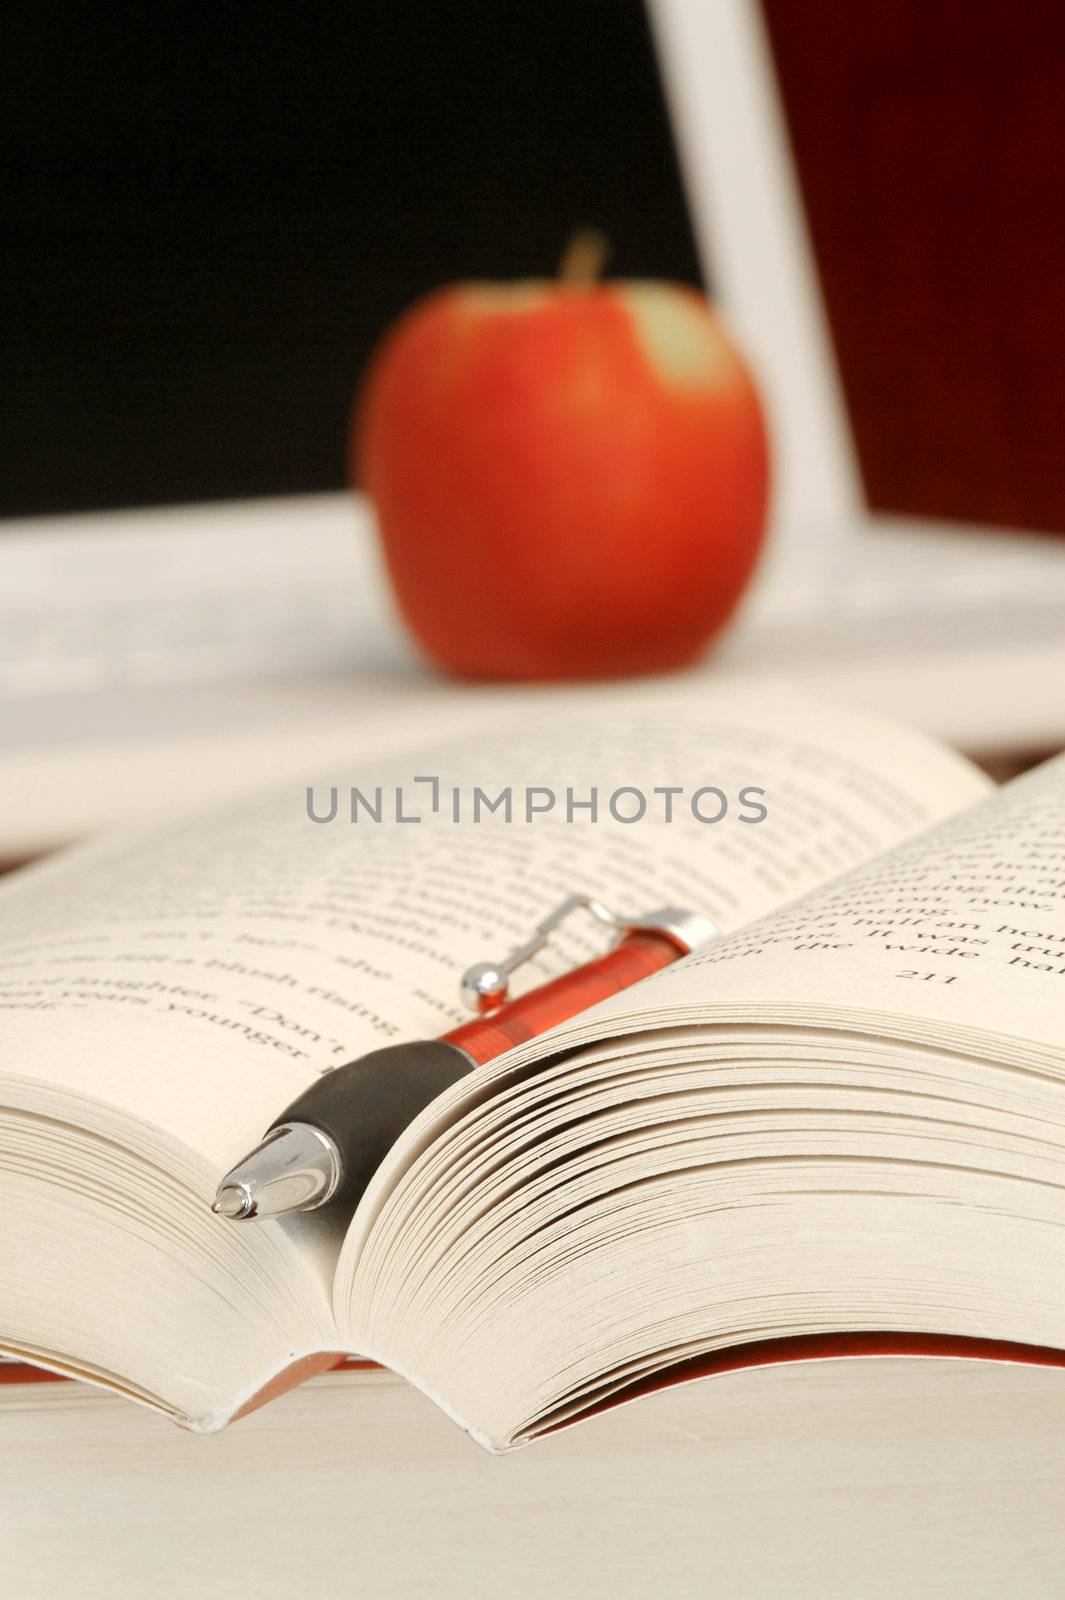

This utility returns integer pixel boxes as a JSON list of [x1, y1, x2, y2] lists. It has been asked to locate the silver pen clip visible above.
[[460, 894, 719, 1015]]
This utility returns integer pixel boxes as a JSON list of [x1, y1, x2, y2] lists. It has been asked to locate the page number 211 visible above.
[[895, 970, 959, 984]]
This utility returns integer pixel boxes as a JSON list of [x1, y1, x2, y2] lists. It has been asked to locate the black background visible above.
[[2, 1, 700, 518]]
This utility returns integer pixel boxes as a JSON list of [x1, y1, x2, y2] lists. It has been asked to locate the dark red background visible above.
[[765, 0, 1065, 535]]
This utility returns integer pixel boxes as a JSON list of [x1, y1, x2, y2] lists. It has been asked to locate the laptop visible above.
[[650, 0, 1065, 750]]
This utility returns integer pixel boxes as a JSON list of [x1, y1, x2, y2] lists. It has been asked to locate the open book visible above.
[[3, 683, 1065, 1451]]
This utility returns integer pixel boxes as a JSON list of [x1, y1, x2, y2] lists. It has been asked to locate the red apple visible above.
[[354, 264, 769, 680]]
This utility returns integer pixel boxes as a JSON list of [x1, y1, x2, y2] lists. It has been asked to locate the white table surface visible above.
[[3, 491, 1064, 857]]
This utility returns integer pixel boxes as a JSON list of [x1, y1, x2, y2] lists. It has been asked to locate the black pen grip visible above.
[[269, 1039, 474, 1213]]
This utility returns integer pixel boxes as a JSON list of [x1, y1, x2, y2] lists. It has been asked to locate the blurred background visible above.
[[2, 0, 700, 517], [7, 0, 1065, 530], [5, 0, 1065, 861]]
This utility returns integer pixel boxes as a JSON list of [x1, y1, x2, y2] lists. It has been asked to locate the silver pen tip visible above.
[[211, 1123, 341, 1222], [212, 1184, 254, 1219]]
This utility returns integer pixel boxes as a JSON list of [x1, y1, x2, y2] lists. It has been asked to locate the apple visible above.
[[354, 250, 769, 680]]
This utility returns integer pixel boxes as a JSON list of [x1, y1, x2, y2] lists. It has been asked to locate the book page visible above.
[[0, 685, 986, 1167], [557, 749, 1065, 1066]]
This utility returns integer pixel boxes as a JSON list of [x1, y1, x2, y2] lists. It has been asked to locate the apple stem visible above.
[[558, 228, 610, 287]]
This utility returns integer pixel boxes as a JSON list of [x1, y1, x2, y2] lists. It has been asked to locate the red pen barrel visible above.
[[441, 929, 684, 1067]]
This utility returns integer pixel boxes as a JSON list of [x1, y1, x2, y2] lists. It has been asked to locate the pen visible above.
[[212, 897, 717, 1223]]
